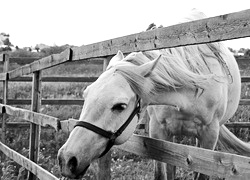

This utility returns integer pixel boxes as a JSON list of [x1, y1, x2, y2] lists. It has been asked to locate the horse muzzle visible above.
[[57, 146, 90, 179]]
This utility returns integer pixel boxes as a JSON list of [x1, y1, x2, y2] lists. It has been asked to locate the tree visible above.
[[228, 47, 236, 54], [40, 45, 72, 56], [244, 49, 250, 57], [3, 38, 12, 47], [238, 48, 246, 53], [35, 45, 40, 52], [0, 32, 13, 52]]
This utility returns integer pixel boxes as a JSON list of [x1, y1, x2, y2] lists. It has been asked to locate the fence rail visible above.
[[4, 57, 103, 65], [118, 135, 250, 180], [1, 98, 250, 106], [0, 99, 84, 105], [0, 141, 58, 180], [0, 103, 59, 130], [0, 8, 250, 180], [8, 76, 98, 82]]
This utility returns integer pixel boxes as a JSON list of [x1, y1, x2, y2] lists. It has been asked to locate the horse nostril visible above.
[[68, 156, 78, 174]]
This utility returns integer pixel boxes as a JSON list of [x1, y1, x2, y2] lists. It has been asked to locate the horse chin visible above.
[[75, 165, 90, 179], [62, 164, 90, 179]]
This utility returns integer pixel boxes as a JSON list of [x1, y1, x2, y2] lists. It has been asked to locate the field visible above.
[[0, 52, 250, 179]]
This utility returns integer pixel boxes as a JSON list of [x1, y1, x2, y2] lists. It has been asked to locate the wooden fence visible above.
[[0, 8, 250, 180]]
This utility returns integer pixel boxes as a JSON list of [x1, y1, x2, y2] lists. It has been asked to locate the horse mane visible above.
[[113, 10, 232, 102]]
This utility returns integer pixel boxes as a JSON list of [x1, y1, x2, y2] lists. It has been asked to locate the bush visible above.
[[9, 49, 40, 58]]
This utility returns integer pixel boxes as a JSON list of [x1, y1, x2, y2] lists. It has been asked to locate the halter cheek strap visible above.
[[74, 96, 141, 158]]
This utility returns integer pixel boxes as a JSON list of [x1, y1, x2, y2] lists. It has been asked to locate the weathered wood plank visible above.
[[0, 54, 8, 62], [118, 135, 250, 180], [59, 118, 78, 133], [0, 122, 35, 128], [1, 54, 9, 144], [0, 104, 59, 130], [6, 121, 250, 130], [28, 71, 41, 180], [0, 141, 58, 180], [72, 9, 250, 60], [137, 122, 250, 129], [41, 99, 83, 105], [0, 73, 7, 81], [3, 57, 103, 65], [241, 76, 250, 83], [0, 98, 248, 106], [225, 122, 250, 128], [8, 76, 98, 82], [239, 99, 250, 105], [8, 48, 72, 79], [0, 99, 84, 105], [0, 122, 57, 129], [4, 98, 249, 107], [5, 120, 250, 130], [3, 75, 250, 83], [4, 75, 250, 83]]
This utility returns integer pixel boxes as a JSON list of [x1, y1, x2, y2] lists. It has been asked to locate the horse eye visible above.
[[112, 103, 127, 112]]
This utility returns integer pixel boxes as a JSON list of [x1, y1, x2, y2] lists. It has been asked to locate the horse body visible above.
[[57, 10, 246, 180], [147, 42, 241, 138], [146, 45, 241, 179]]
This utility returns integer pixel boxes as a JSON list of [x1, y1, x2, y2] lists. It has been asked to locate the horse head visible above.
[[57, 51, 160, 178]]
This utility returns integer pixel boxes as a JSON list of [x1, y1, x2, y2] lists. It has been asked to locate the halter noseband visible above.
[[74, 96, 141, 158]]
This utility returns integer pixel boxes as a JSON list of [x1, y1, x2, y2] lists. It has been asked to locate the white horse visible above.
[[57, 11, 248, 180]]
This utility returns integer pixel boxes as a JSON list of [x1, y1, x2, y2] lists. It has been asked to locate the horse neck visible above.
[[149, 88, 195, 109]]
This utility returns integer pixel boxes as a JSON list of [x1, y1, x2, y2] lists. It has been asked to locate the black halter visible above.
[[74, 96, 141, 158]]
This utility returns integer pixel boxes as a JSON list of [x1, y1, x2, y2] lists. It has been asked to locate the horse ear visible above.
[[107, 50, 124, 69], [138, 55, 162, 77]]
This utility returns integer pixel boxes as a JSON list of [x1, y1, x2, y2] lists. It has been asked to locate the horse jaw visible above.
[[114, 115, 138, 145]]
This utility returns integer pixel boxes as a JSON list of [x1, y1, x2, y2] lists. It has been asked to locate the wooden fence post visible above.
[[27, 71, 42, 180], [1, 53, 9, 144], [167, 140, 176, 180], [97, 58, 111, 180]]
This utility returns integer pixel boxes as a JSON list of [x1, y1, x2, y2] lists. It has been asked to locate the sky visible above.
[[1, 0, 250, 50]]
